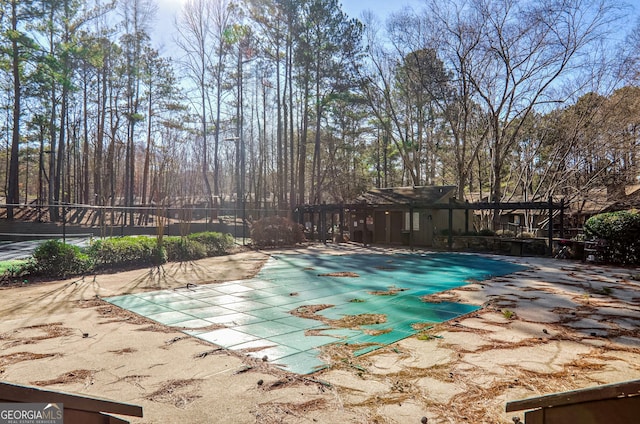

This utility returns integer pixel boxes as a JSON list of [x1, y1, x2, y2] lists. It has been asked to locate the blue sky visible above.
[[152, 0, 428, 56], [341, 0, 425, 20], [152, 0, 640, 58]]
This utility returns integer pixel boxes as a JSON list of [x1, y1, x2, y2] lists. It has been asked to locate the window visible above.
[[404, 212, 420, 231]]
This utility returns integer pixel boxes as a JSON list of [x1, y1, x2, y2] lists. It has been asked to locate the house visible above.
[[349, 186, 469, 247], [466, 193, 564, 236], [599, 185, 640, 213], [295, 186, 563, 254]]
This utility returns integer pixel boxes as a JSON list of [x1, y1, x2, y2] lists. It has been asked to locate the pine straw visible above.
[[145, 378, 203, 408], [90, 304, 179, 333], [2, 323, 75, 348], [386, 343, 623, 422], [368, 286, 408, 296], [290, 304, 387, 333], [420, 292, 462, 303], [333, 314, 387, 328], [176, 323, 226, 332], [318, 343, 377, 372], [391, 363, 452, 382], [0, 352, 60, 373], [325, 320, 629, 422], [134, 324, 179, 333], [316, 335, 626, 422], [424, 364, 596, 422], [77, 298, 186, 333], [252, 398, 329, 424], [449, 285, 481, 292], [31, 369, 95, 386], [318, 272, 360, 277], [411, 322, 435, 331], [164, 336, 188, 345], [76, 298, 105, 309], [290, 304, 334, 320], [363, 328, 392, 336], [304, 328, 331, 337], [434, 321, 492, 334], [108, 347, 137, 354], [115, 374, 150, 389], [22, 322, 75, 338]]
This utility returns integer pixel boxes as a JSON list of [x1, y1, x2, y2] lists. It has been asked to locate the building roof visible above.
[[601, 185, 640, 213], [356, 186, 458, 206]]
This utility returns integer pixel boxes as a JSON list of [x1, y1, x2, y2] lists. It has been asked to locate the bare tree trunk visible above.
[[7, 0, 21, 220]]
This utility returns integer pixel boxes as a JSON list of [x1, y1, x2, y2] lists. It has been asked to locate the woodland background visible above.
[[2, 0, 640, 227]]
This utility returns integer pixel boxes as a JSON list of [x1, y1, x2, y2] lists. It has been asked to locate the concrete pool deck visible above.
[[0, 244, 639, 423]]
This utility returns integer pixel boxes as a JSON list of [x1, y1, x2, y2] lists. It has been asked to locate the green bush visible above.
[[88, 236, 165, 269], [584, 210, 640, 264], [0, 259, 34, 282], [251, 216, 305, 248], [187, 232, 234, 256], [478, 229, 496, 236], [496, 229, 515, 237], [31, 240, 93, 278], [163, 237, 207, 262], [0, 259, 29, 276]]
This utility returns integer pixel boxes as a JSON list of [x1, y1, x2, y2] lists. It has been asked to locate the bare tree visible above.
[[176, 0, 236, 217], [119, 0, 156, 224], [450, 0, 619, 208]]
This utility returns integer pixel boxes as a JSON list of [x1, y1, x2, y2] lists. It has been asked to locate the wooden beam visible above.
[[295, 201, 563, 212], [506, 379, 640, 412], [522, 396, 639, 424], [448, 198, 453, 250], [65, 408, 131, 424], [548, 197, 553, 256], [0, 382, 143, 418], [409, 203, 414, 251]]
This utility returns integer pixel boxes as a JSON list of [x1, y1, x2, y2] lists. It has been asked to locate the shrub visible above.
[[187, 232, 234, 256], [0, 259, 34, 282], [88, 236, 165, 269], [584, 210, 640, 264], [478, 229, 495, 236], [495, 229, 515, 237], [31, 240, 92, 278], [251, 216, 305, 248], [164, 236, 207, 262]]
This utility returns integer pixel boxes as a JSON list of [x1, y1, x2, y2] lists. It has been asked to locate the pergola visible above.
[[295, 197, 566, 256]]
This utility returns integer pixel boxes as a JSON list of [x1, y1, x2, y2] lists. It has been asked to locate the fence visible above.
[[0, 202, 293, 243]]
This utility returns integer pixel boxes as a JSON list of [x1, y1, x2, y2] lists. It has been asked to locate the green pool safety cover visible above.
[[105, 252, 525, 374]]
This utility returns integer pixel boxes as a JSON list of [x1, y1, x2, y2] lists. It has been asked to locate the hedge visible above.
[[31, 240, 93, 278], [2, 231, 236, 281], [88, 236, 166, 269], [250, 216, 305, 248], [584, 210, 640, 265]]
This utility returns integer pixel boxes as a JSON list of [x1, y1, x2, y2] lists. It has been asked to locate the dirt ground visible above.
[[1, 244, 639, 423]]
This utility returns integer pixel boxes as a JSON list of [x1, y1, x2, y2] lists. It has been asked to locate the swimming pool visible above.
[[105, 252, 525, 374]]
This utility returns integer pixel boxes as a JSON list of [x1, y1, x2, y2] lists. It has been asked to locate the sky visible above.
[[340, 0, 425, 20], [151, 0, 428, 57], [151, 0, 640, 60]]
